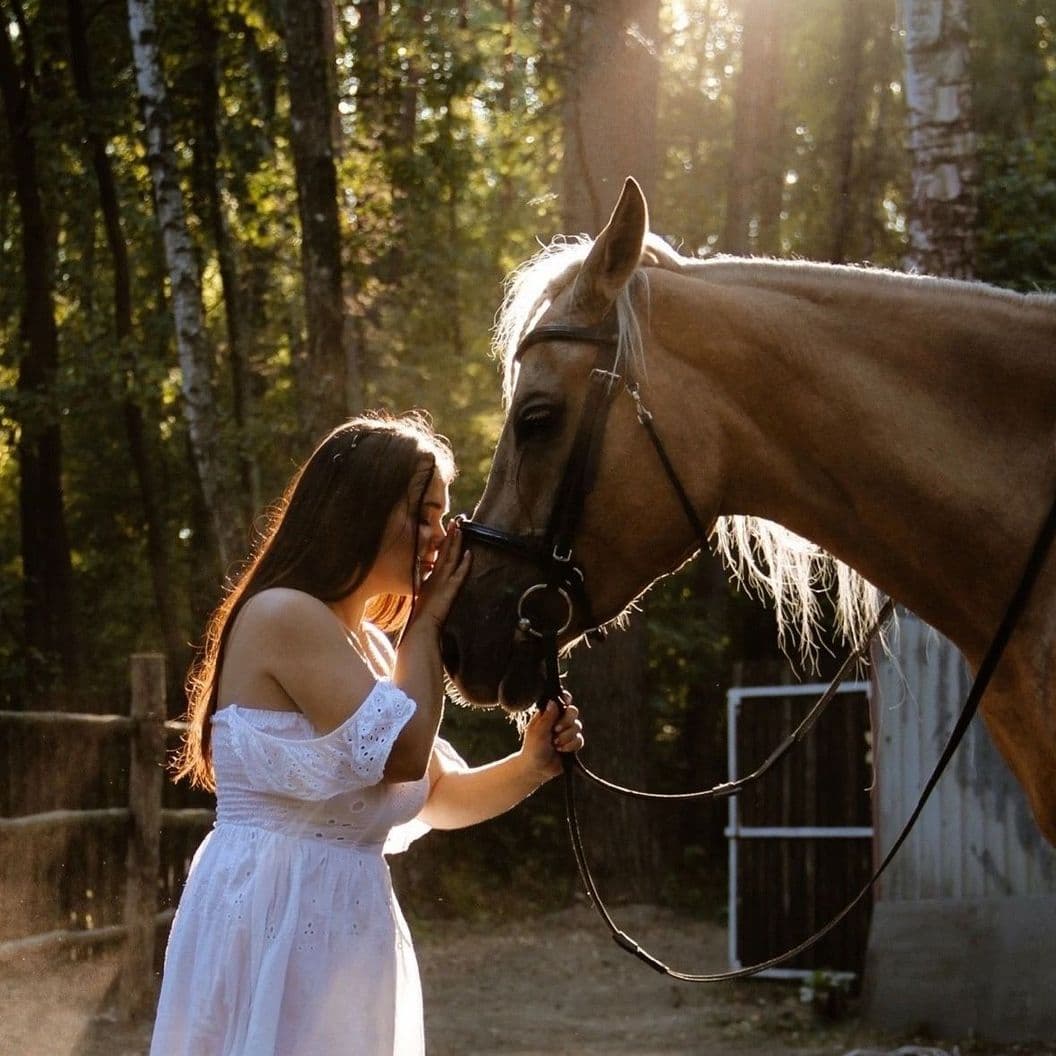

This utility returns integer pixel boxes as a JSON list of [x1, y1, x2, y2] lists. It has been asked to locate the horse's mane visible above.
[[493, 233, 882, 662]]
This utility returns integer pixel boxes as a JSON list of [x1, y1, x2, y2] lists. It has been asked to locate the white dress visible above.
[[149, 680, 464, 1056]]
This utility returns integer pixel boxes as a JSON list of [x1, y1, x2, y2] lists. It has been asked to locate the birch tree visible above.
[[901, 0, 976, 277], [126, 0, 244, 571], [67, 0, 186, 677]]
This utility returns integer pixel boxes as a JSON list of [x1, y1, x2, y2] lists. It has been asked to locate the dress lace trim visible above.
[[212, 680, 417, 800]]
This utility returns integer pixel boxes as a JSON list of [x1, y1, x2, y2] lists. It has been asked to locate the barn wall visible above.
[[870, 612, 1056, 899], [863, 611, 1056, 1041]]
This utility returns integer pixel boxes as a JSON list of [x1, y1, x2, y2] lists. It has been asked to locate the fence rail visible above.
[[0, 654, 211, 1019]]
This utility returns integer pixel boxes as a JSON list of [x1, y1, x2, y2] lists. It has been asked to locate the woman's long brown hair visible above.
[[174, 412, 455, 790]]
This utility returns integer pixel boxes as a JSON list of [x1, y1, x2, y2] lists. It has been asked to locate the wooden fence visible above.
[[0, 654, 213, 1018]]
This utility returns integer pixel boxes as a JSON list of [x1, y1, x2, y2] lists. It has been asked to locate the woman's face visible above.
[[373, 465, 450, 596]]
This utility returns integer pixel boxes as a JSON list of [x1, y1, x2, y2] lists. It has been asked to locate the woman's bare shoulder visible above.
[[233, 589, 377, 730], [239, 588, 338, 635]]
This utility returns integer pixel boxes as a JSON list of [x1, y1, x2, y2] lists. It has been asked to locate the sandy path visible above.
[[1, 905, 1053, 1056]]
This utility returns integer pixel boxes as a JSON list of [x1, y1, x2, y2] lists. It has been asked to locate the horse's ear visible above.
[[572, 176, 649, 315]]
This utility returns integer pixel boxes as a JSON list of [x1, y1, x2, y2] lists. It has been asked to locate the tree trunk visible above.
[[560, 0, 661, 902], [901, 0, 976, 278], [281, 0, 363, 443], [561, 0, 660, 233], [498, 0, 516, 219], [352, 0, 382, 132], [828, 0, 868, 263], [126, 0, 244, 572], [0, 5, 80, 701], [752, 2, 784, 257], [190, 0, 256, 528], [564, 613, 659, 900], [860, 17, 897, 263], [723, 0, 784, 256], [66, 0, 186, 675]]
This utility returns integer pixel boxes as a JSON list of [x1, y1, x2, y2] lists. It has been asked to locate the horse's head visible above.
[[442, 179, 718, 710]]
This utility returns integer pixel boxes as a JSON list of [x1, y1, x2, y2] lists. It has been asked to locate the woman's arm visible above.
[[418, 699, 583, 830]]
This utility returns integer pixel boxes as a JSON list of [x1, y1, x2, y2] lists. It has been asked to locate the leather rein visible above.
[[456, 307, 1056, 982]]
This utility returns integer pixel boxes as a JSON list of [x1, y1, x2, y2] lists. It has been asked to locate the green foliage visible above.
[[977, 78, 1056, 292], [1, 0, 1054, 913]]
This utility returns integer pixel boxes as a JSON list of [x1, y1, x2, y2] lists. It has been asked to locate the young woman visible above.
[[149, 413, 583, 1056]]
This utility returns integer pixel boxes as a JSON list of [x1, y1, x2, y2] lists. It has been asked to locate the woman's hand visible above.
[[519, 692, 584, 782], [410, 523, 471, 636], [389, 525, 470, 781], [418, 691, 585, 829]]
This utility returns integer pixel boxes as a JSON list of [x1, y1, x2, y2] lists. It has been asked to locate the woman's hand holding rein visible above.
[[387, 524, 471, 782]]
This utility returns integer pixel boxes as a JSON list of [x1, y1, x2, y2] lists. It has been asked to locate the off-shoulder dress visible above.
[[148, 680, 465, 1056]]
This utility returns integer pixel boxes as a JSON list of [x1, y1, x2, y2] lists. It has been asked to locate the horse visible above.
[[440, 177, 1056, 845]]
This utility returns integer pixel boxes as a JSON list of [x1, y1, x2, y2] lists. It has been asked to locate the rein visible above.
[[571, 595, 894, 803], [457, 307, 1056, 980]]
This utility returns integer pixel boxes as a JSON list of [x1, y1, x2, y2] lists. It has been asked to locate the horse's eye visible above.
[[515, 405, 558, 443]]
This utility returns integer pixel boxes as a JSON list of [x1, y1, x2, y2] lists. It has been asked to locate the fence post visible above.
[[118, 653, 166, 1020]]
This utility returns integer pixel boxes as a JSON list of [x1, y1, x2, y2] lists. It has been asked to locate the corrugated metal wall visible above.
[[871, 611, 1056, 899], [864, 610, 1056, 1041]]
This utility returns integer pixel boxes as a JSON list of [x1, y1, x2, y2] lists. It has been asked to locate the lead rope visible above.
[[571, 597, 895, 802], [550, 488, 1056, 981]]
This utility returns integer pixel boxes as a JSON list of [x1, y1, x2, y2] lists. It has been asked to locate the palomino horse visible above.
[[441, 178, 1056, 844]]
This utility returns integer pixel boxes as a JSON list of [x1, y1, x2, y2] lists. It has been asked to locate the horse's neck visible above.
[[653, 260, 1056, 663]]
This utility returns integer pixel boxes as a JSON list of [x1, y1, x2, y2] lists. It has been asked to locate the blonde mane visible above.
[[492, 235, 882, 661]]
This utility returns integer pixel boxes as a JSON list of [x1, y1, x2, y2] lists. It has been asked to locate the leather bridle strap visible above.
[[571, 597, 896, 801], [627, 383, 711, 542], [564, 485, 1056, 981], [519, 317, 622, 571], [458, 313, 624, 639]]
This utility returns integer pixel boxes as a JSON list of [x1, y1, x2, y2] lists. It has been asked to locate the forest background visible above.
[[2, 0, 1055, 922]]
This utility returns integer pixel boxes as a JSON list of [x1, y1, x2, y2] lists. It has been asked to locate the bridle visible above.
[[458, 308, 627, 647], [456, 304, 1056, 981]]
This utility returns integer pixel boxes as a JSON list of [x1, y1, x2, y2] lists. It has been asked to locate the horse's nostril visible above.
[[440, 629, 460, 677]]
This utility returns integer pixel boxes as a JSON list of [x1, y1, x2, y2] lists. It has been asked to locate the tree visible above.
[[281, 0, 363, 444], [560, 0, 662, 901], [723, 0, 785, 255], [973, 1, 1056, 292], [188, 0, 257, 525], [0, 1, 80, 700], [901, 0, 976, 277], [561, 0, 659, 233], [828, 0, 870, 263], [66, 0, 186, 676], [126, 0, 245, 572]]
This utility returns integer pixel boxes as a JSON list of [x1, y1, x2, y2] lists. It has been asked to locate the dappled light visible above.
[[2, 0, 1056, 1052]]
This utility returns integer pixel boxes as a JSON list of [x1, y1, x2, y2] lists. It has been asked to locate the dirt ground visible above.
[[1, 904, 1054, 1056]]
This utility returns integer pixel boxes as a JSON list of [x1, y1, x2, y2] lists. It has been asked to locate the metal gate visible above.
[[726, 681, 874, 980]]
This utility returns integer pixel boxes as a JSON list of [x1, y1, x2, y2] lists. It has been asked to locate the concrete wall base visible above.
[[862, 895, 1056, 1042]]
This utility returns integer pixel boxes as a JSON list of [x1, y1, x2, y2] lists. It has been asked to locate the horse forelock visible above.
[[495, 236, 657, 407], [493, 234, 882, 663]]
